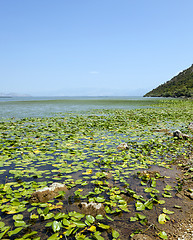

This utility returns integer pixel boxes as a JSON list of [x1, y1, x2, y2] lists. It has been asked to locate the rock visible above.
[[78, 202, 105, 216], [188, 122, 193, 131], [117, 142, 129, 150], [185, 189, 193, 200], [30, 182, 68, 203], [173, 130, 189, 140], [138, 170, 161, 179], [154, 129, 169, 133], [185, 192, 193, 200], [189, 193, 193, 200], [132, 234, 153, 240]]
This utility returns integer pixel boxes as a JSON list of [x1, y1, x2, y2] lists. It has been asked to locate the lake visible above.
[[0, 98, 192, 239], [0, 96, 162, 119]]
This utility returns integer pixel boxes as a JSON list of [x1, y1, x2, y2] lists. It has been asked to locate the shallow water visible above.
[[1, 99, 191, 239], [0, 96, 162, 119]]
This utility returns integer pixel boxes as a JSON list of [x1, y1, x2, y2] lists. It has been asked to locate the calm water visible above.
[[0, 96, 161, 119]]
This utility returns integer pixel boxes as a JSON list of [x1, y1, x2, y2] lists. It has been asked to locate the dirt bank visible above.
[[135, 152, 193, 240]]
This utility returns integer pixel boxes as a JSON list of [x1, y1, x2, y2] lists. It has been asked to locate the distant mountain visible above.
[[144, 64, 193, 98], [0, 92, 31, 97]]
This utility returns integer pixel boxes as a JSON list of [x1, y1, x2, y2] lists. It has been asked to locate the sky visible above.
[[1, 0, 193, 96]]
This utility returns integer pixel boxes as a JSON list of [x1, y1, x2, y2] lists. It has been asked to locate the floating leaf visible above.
[[95, 196, 105, 203], [94, 231, 104, 240], [13, 214, 23, 221], [144, 199, 153, 210], [0, 226, 10, 239], [158, 213, 167, 224], [44, 213, 55, 220], [174, 205, 181, 209], [96, 214, 104, 220], [22, 231, 38, 238], [88, 225, 96, 232], [162, 191, 172, 198], [54, 212, 67, 220], [14, 220, 26, 227], [164, 185, 173, 191], [47, 233, 60, 240], [157, 231, 168, 239], [98, 223, 110, 229], [86, 215, 95, 224], [64, 227, 75, 237], [158, 200, 165, 205], [69, 211, 85, 220], [151, 179, 156, 188], [62, 218, 71, 226], [130, 217, 138, 222], [163, 208, 174, 214], [135, 201, 145, 211], [0, 222, 5, 229], [73, 221, 86, 228], [112, 229, 120, 238], [8, 227, 23, 236], [136, 213, 146, 220], [52, 221, 61, 232], [30, 213, 39, 219]]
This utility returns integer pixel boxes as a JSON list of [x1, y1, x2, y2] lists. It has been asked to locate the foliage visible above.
[[144, 64, 193, 98]]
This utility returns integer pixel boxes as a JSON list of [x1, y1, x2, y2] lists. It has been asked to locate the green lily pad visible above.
[[163, 208, 174, 214], [86, 215, 95, 224], [135, 201, 145, 211], [8, 227, 23, 237], [52, 221, 61, 232], [157, 231, 168, 239], [158, 213, 167, 224]]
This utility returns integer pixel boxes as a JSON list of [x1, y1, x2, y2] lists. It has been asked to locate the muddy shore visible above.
[[134, 152, 193, 240]]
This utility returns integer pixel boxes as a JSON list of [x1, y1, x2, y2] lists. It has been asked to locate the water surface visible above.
[[0, 96, 162, 119]]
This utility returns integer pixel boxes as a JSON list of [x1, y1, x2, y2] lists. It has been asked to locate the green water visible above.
[[0, 96, 162, 119]]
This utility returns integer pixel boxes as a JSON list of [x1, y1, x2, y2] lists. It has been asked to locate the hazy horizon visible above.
[[0, 87, 149, 97]]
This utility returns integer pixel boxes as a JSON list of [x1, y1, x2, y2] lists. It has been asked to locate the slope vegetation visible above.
[[144, 64, 193, 98]]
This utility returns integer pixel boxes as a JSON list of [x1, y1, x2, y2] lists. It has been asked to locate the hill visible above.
[[144, 64, 193, 98]]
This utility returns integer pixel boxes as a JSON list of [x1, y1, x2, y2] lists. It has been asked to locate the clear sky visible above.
[[1, 0, 193, 96]]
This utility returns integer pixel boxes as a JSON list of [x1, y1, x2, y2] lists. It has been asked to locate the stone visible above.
[[173, 130, 189, 140], [78, 202, 105, 216], [154, 128, 169, 133], [117, 142, 129, 150], [30, 182, 68, 203], [189, 193, 193, 200], [132, 234, 153, 240], [188, 122, 193, 131]]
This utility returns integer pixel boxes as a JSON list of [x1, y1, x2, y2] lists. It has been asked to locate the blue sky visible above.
[[1, 0, 193, 96]]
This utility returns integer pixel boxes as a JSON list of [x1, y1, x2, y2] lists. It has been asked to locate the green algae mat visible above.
[[0, 99, 193, 240]]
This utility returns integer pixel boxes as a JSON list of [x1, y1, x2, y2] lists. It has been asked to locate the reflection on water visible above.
[[0, 96, 162, 119]]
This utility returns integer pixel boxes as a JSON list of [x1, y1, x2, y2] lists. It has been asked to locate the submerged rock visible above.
[[117, 142, 129, 150], [138, 170, 161, 180], [30, 182, 68, 203], [78, 202, 105, 216], [185, 189, 193, 200], [154, 128, 169, 133], [188, 122, 193, 131], [132, 234, 153, 240], [173, 130, 189, 140]]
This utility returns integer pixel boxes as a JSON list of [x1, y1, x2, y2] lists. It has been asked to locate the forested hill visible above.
[[144, 64, 193, 98]]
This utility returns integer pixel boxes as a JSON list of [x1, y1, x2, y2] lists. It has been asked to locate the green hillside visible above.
[[144, 64, 193, 98]]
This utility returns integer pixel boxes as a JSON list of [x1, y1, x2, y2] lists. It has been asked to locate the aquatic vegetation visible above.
[[0, 99, 192, 239]]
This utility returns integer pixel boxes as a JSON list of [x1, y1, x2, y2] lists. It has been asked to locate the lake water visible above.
[[0, 96, 161, 119]]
